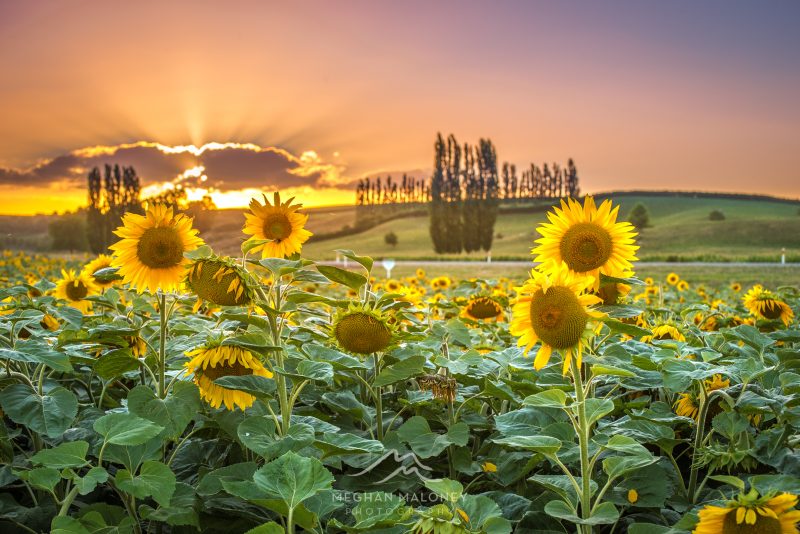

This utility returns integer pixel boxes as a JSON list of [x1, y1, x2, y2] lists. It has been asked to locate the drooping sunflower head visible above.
[[532, 196, 639, 289], [461, 295, 504, 321], [82, 254, 116, 288], [110, 204, 204, 294], [332, 304, 395, 355], [510, 263, 605, 375], [185, 256, 255, 307], [40, 313, 60, 331], [595, 280, 632, 305], [54, 269, 98, 313], [743, 286, 794, 327], [694, 489, 800, 534], [185, 341, 273, 411], [242, 192, 312, 259], [642, 323, 686, 343]]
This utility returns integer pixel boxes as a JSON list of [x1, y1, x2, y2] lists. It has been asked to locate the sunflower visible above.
[[731, 282, 742, 292], [677, 280, 690, 292], [54, 269, 98, 313], [642, 324, 686, 343], [82, 254, 116, 288], [431, 276, 452, 290], [666, 273, 680, 285], [743, 286, 794, 327], [461, 295, 504, 321], [532, 196, 638, 290], [674, 374, 730, 421], [110, 204, 204, 294], [185, 257, 254, 307], [644, 277, 654, 286], [243, 192, 312, 258], [385, 279, 402, 292], [416, 268, 426, 279], [595, 281, 632, 305], [333, 304, 395, 355], [185, 342, 273, 411], [510, 263, 604, 374], [40, 313, 60, 331], [694, 490, 800, 534], [628, 489, 639, 504]]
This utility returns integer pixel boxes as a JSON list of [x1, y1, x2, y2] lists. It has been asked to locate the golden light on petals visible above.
[[185, 344, 273, 411], [743, 285, 794, 327], [109, 204, 204, 293], [54, 269, 98, 314], [510, 263, 605, 375], [533, 196, 638, 290], [242, 192, 312, 258]]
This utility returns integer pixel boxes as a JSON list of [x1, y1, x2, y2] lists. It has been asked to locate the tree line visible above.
[[50, 165, 216, 253]]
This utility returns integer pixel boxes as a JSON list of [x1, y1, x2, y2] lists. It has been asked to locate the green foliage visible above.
[[384, 231, 398, 247], [48, 212, 89, 252], [627, 202, 651, 229], [709, 209, 726, 220]]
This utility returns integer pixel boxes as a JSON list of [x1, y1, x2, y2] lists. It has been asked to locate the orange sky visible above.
[[1, 1, 799, 214]]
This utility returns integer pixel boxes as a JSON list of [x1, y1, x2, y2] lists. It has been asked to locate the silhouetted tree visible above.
[[628, 203, 651, 229]]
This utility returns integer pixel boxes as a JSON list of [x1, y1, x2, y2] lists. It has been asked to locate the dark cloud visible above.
[[0, 142, 336, 191]]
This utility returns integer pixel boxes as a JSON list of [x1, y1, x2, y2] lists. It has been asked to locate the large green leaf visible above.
[[238, 418, 315, 460], [0, 384, 78, 438], [115, 460, 176, 507], [492, 435, 561, 455], [30, 441, 89, 469], [374, 355, 427, 387], [396, 417, 469, 459], [0, 344, 71, 372], [127, 382, 200, 438], [252, 451, 334, 511], [316, 265, 367, 291], [314, 433, 384, 459], [93, 412, 164, 446]]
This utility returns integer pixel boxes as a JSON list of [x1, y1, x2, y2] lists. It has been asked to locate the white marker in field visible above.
[[382, 258, 395, 279], [781, 247, 786, 265]]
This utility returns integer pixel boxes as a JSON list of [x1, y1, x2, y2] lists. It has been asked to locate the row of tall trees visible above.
[[507, 159, 580, 200], [85, 165, 217, 254], [430, 133, 500, 254], [87, 165, 143, 253], [356, 174, 429, 205]]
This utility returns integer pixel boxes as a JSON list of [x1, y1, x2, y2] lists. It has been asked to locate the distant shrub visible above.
[[384, 231, 398, 247], [709, 210, 726, 221], [49, 212, 89, 252], [495, 232, 504, 240], [627, 203, 650, 229]]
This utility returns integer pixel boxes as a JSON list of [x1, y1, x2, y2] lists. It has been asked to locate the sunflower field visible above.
[[1, 194, 799, 534]]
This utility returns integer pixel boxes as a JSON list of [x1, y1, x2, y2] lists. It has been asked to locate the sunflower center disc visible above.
[[467, 298, 501, 319], [721, 509, 781, 534], [529, 286, 588, 349], [263, 214, 292, 242], [334, 312, 392, 354], [560, 222, 613, 272], [200, 359, 254, 382], [137, 227, 184, 268], [761, 300, 783, 320], [65, 281, 88, 300]]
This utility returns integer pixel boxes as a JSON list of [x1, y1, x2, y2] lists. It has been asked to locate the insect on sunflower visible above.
[[243, 192, 312, 258], [110, 204, 204, 293], [510, 263, 605, 375], [533, 196, 639, 290], [185, 341, 273, 411]]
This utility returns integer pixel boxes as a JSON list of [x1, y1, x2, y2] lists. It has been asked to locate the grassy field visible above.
[[371, 262, 800, 288], [296, 195, 800, 262]]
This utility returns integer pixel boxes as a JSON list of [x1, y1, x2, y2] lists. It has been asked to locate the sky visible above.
[[1, 0, 799, 215]]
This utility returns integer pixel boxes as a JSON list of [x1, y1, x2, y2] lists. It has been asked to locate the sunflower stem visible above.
[[571, 358, 593, 534], [157, 292, 168, 399], [373, 353, 383, 441]]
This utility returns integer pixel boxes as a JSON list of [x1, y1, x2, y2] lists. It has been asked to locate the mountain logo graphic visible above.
[[351, 449, 434, 483]]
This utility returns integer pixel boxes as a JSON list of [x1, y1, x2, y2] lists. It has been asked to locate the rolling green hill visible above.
[[296, 194, 800, 262]]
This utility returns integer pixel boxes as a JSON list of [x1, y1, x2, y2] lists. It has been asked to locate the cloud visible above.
[[0, 141, 348, 193]]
